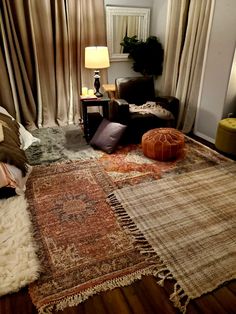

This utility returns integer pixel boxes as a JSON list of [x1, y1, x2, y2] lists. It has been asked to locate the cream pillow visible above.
[[129, 102, 174, 120], [0, 106, 40, 150]]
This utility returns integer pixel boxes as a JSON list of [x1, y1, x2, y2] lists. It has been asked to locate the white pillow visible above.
[[18, 123, 40, 150], [0, 106, 12, 118], [0, 106, 40, 150], [0, 162, 33, 195]]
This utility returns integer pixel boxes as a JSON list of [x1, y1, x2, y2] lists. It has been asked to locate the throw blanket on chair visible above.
[[0, 113, 28, 177], [129, 102, 174, 120]]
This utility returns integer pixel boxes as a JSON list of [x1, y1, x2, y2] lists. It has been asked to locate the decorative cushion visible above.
[[18, 122, 41, 150], [0, 106, 40, 150], [90, 118, 127, 154], [142, 128, 185, 161]]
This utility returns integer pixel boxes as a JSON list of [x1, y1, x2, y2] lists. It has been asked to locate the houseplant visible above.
[[120, 35, 164, 77]]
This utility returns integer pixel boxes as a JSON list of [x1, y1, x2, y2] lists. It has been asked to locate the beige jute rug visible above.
[[107, 161, 236, 313]]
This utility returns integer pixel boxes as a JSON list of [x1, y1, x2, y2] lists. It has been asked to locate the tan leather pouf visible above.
[[215, 118, 236, 156], [142, 128, 185, 161]]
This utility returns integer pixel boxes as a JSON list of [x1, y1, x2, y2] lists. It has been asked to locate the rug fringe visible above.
[[38, 266, 157, 314], [170, 283, 191, 314], [107, 194, 160, 259], [107, 193, 191, 314]]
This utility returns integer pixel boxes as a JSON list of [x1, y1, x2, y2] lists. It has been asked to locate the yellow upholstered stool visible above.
[[215, 118, 236, 156], [142, 128, 185, 161]]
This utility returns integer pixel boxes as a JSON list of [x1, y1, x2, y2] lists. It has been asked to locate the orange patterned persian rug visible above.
[[96, 136, 230, 188], [26, 161, 157, 313]]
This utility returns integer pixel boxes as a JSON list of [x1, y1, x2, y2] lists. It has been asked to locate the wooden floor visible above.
[[1, 136, 236, 314], [1, 277, 236, 314]]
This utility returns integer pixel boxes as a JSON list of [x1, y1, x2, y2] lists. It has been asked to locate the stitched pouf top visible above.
[[142, 128, 185, 161], [218, 118, 236, 132]]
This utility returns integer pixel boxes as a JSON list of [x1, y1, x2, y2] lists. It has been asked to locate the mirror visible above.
[[106, 6, 150, 62]]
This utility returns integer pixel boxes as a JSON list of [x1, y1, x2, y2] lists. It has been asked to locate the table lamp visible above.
[[85, 46, 110, 97]]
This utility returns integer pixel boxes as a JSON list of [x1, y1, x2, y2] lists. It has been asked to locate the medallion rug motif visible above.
[[26, 161, 157, 313]]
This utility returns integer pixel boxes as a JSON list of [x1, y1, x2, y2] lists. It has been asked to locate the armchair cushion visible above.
[[115, 76, 155, 105]]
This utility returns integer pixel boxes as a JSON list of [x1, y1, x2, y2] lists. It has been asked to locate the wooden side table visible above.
[[102, 84, 116, 99], [81, 97, 110, 141]]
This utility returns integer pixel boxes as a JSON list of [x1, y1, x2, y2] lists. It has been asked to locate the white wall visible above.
[[194, 0, 236, 143], [104, 0, 168, 83], [150, 0, 168, 44], [223, 46, 236, 117]]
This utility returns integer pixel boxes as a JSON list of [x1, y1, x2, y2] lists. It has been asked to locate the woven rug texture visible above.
[[26, 160, 157, 313], [107, 162, 236, 313]]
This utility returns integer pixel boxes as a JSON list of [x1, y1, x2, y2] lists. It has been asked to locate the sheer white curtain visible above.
[[114, 16, 127, 53], [114, 16, 140, 53], [161, 0, 214, 133], [127, 16, 139, 37]]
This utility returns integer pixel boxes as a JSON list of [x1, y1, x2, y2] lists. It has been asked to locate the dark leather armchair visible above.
[[109, 76, 180, 143]]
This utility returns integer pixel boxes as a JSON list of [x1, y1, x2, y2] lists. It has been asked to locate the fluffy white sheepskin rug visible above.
[[0, 195, 40, 296]]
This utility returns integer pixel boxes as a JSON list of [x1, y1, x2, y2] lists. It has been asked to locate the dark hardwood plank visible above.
[[84, 294, 108, 314], [121, 284, 148, 314], [193, 294, 228, 314], [228, 281, 236, 295], [212, 286, 236, 313], [101, 287, 132, 314], [132, 280, 158, 314], [135, 276, 178, 314], [58, 303, 85, 314], [0, 287, 36, 314], [162, 277, 200, 314], [1, 280, 236, 314], [141, 276, 177, 314]]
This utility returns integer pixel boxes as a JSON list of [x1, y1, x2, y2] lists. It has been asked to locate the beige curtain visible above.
[[114, 16, 140, 54], [127, 16, 139, 37], [161, 0, 213, 133], [0, 0, 107, 129], [114, 16, 127, 53]]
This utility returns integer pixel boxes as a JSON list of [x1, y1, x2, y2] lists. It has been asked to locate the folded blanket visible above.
[[129, 101, 174, 120], [0, 113, 28, 177]]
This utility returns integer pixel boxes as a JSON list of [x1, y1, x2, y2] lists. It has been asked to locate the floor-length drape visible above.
[[161, 0, 213, 133], [114, 16, 127, 53], [80, 0, 107, 95], [113, 16, 140, 54], [0, 0, 107, 129]]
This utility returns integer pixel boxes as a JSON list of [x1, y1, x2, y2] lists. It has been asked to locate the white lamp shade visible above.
[[85, 46, 110, 69]]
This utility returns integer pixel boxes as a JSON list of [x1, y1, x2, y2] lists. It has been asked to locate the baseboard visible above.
[[193, 131, 215, 144]]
